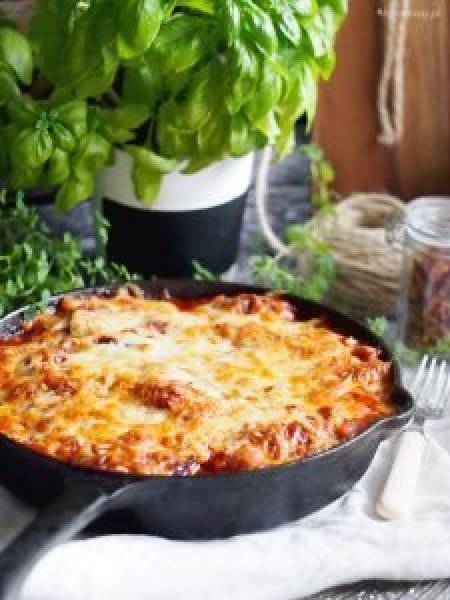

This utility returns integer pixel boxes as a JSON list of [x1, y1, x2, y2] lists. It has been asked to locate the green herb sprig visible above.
[[299, 142, 339, 214], [192, 260, 216, 282], [365, 316, 389, 339], [0, 190, 138, 317], [250, 141, 337, 302], [251, 226, 336, 302]]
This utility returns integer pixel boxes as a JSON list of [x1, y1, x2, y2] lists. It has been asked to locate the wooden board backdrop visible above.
[[314, 0, 450, 201]]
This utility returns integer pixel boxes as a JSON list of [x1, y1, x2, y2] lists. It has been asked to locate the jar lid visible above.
[[406, 197, 450, 248]]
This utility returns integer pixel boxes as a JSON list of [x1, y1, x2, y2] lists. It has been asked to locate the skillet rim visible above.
[[0, 278, 414, 484]]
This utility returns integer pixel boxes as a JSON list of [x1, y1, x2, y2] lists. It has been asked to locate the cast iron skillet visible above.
[[0, 279, 413, 599]]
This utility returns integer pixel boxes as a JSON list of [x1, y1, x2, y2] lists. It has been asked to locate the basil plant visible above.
[[0, 0, 347, 211]]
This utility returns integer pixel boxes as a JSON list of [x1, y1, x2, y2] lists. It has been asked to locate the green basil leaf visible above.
[[149, 15, 212, 73], [0, 128, 9, 177], [0, 69, 19, 106], [29, 0, 68, 72], [225, 40, 258, 114], [229, 114, 251, 156], [298, 60, 318, 127], [326, 0, 348, 17], [41, 148, 71, 187], [9, 164, 41, 190], [117, 0, 163, 59], [51, 122, 76, 153], [175, 0, 215, 14], [0, 123, 18, 149], [12, 128, 53, 169], [244, 61, 282, 124], [0, 27, 33, 85], [31, 0, 118, 97], [156, 57, 223, 148], [275, 58, 317, 156], [157, 102, 197, 157], [241, 0, 277, 55], [72, 133, 111, 181], [271, 1, 302, 45], [100, 124, 135, 144], [184, 112, 229, 173], [274, 76, 302, 157], [55, 177, 95, 212], [304, 5, 338, 57], [291, 0, 318, 17], [314, 50, 336, 79], [123, 64, 166, 114], [105, 104, 150, 129], [131, 164, 163, 204], [220, 0, 241, 44], [6, 96, 37, 127], [54, 100, 88, 139], [178, 61, 221, 131], [67, 0, 119, 97], [157, 99, 198, 157], [126, 145, 177, 174]]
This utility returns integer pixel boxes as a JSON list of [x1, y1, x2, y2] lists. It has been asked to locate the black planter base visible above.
[[103, 194, 247, 277]]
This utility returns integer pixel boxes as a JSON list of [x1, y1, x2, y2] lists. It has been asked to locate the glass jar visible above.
[[390, 197, 450, 353]]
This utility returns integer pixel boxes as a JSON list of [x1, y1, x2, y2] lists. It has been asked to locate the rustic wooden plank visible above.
[[314, 0, 450, 201], [313, 0, 396, 196], [395, 0, 449, 198]]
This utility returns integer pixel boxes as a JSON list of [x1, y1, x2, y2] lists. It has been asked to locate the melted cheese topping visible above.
[[0, 288, 393, 476]]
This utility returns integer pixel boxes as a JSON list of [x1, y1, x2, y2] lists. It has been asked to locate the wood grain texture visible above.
[[396, 0, 449, 198], [314, 0, 450, 201]]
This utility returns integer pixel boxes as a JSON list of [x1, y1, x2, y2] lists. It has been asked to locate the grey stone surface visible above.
[[235, 181, 312, 282], [36, 201, 96, 254]]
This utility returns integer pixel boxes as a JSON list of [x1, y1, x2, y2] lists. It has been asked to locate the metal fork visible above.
[[376, 355, 450, 520]]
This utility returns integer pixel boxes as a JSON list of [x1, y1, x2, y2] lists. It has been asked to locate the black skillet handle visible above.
[[0, 476, 122, 600]]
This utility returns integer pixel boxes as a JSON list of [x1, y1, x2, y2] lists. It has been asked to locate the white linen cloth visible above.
[[1, 416, 449, 600]]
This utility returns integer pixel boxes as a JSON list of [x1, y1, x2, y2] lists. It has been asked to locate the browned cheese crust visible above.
[[0, 288, 393, 476]]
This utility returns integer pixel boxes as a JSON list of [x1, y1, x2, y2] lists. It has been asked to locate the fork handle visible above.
[[376, 430, 426, 520]]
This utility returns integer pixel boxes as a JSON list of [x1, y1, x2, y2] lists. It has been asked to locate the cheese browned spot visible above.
[[133, 379, 215, 421], [0, 288, 394, 476]]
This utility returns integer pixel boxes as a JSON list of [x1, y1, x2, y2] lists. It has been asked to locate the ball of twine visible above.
[[310, 193, 404, 318], [256, 148, 404, 319]]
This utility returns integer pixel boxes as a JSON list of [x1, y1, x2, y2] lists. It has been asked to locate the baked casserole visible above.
[[0, 287, 393, 476]]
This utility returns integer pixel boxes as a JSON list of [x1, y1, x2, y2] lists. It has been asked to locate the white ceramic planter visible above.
[[96, 151, 255, 277]]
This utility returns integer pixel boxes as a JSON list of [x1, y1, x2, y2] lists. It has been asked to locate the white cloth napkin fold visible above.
[[1, 417, 449, 600]]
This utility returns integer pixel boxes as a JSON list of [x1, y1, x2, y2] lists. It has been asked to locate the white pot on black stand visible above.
[[96, 150, 254, 277]]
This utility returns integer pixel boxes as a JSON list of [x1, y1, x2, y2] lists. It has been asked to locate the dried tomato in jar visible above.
[[392, 198, 450, 353]]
